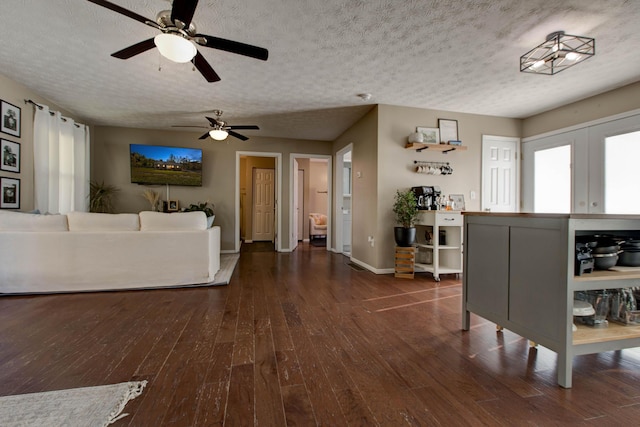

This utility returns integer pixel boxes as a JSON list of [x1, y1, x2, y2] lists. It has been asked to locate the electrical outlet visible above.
[[470, 191, 476, 200]]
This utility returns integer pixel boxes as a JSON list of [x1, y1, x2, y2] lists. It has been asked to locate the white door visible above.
[[522, 129, 587, 213], [292, 159, 300, 250], [252, 168, 275, 241], [481, 136, 519, 212], [586, 115, 640, 214]]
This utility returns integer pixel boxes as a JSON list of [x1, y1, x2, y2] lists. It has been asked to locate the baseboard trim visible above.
[[349, 257, 394, 275]]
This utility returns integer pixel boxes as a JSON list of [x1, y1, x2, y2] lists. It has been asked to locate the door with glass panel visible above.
[[587, 115, 640, 214], [523, 114, 640, 214], [522, 129, 587, 213]]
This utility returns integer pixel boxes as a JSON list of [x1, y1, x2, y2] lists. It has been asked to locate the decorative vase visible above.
[[394, 227, 416, 247]]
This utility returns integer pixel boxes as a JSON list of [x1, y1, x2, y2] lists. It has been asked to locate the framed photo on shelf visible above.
[[1, 177, 20, 209], [1, 139, 20, 173], [416, 127, 439, 145], [450, 194, 465, 211], [438, 118, 458, 144], [168, 200, 179, 212], [1, 100, 21, 138]]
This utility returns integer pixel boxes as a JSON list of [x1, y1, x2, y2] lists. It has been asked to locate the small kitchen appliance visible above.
[[411, 186, 441, 210]]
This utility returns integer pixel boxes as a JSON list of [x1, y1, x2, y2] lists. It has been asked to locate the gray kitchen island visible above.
[[462, 212, 640, 388]]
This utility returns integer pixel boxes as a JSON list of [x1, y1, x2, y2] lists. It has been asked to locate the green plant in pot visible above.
[[89, 181, 119, 213], [185, 201, 215, 228], [392, 188, 419, 247]]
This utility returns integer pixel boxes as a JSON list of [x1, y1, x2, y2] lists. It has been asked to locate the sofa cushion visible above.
[[139, 211, 207, 231], [0, 211, 68, 231], [67, 212, 140, 231]]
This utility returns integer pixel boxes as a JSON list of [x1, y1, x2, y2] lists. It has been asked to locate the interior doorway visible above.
[[290, 154, 332, 252], [236, 152, 282, 252], [335, 144, 353, 255]]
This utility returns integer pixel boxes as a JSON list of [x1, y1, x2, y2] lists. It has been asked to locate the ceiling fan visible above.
[[174, 110, 259, 141], [86, 0, 269, 82]]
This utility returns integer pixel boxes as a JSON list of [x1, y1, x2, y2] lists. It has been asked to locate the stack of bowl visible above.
[[590, 236, 623, 270], [619, 239, 640, 267]]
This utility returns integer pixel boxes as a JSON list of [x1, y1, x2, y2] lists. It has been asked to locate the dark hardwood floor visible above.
[[1, 243, 640, 426]]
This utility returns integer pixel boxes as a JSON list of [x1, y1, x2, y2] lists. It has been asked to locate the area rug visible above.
[[212, 253, 240, 285], [0, 380, 147, 427]]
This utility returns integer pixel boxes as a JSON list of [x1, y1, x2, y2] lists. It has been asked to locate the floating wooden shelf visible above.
[[406, 142, 467, 153]]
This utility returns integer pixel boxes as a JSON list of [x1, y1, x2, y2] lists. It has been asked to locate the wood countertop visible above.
[[462, 212, 640, 220]]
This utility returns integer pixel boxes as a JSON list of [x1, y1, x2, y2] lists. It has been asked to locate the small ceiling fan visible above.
[[86, 0, 268, 82], [173, 110, 259, 141]]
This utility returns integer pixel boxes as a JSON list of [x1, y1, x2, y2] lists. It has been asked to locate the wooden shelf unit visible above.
[[414, 211, 463, 281], [394, 246, 415, 279]]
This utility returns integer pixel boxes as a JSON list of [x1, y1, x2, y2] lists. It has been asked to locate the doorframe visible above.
[[236, 151, 282, 253], [289, 153, 332, 252], [334, 143, 353, 254], [481, 135, 520, 212]]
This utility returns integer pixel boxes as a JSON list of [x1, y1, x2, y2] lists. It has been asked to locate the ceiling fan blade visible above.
[[171, 125, 208, 129], [171, 0, 199, 29], [193, 52, 221, 82], [86, 0, 153, 26], [198, 132, 210, 140], [111, 38, 156, 59], [196, 34, 269, 61], [228, 130, 249, 141], [227, 125, 259, 130]]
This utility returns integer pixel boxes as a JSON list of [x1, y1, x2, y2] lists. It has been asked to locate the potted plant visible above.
[[392, 188, 419, 247], [89, 181, 119, 213], [185, 201, 215, 228]]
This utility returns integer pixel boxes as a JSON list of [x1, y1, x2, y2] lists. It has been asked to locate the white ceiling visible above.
[[1, 0, 639, 141]]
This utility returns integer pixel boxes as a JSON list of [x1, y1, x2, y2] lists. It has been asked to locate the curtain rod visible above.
[[24, 99, 81, 128]]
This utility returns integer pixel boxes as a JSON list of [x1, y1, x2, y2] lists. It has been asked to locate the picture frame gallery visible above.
[[1, 100, 21, 138], [1, 139, 20, 173]]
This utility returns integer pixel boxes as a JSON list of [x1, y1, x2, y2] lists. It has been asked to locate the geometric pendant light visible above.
[[520, 31, 595, 75]]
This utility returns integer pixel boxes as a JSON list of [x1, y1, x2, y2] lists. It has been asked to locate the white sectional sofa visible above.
[[0, 210, 221, 294]]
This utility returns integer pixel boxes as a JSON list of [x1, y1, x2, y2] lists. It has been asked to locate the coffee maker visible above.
[[411, 186, 441, 210]]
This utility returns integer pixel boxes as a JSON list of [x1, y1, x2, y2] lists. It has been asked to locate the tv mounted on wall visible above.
[[130, 144, 203, 186]]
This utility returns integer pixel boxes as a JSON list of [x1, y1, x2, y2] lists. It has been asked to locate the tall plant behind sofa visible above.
[[89, 181, 119, 213]]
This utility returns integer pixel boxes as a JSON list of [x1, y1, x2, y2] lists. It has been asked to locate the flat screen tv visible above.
[[130, 144, 203, 186]]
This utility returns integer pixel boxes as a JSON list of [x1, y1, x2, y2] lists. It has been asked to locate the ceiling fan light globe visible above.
[[154, 33, 197, 63], [209, 129, 229, 140]]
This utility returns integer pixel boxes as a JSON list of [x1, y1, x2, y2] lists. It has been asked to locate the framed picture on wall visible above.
[[1, 177, 20, 209], [438, 118, 458, 144], [416, 127, 439, 145], [1, 139, 20, 173], [1, 100, 21, 138]]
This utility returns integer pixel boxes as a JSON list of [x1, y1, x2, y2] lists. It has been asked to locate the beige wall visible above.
[[91, 125, 332, 251], [0, 73, 83, 212], [333, 106, 379, 268], [308, 160, 328, 215], [523, 81, 640, 138], [375, 104, 521, 270]]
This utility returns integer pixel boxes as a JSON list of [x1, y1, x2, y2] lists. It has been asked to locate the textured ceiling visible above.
[[1, 0, 639, 141]]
